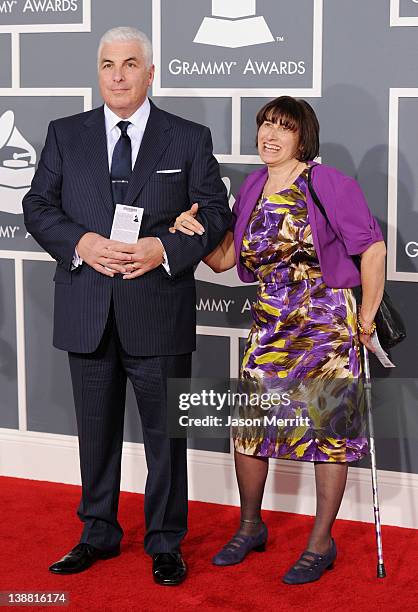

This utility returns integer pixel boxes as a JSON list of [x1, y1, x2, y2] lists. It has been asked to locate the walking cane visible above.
[[361, 344, 386, 578]]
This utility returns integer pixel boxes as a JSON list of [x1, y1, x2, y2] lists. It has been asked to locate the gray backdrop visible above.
[[1, 0, 417, 472]]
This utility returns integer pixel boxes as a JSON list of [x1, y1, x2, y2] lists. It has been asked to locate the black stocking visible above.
[[234, 450, 268, 536], [289, 462, 348, 571], [306, 462, 348, 554]]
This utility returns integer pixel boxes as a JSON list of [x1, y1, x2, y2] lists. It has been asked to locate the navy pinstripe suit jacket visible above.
[[23, 100, 231, 355]]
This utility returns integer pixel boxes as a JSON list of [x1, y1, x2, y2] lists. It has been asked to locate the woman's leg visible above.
[[281, 461, 346, 583], [306, 462, 348, 553], [234, 450, 269, 535]]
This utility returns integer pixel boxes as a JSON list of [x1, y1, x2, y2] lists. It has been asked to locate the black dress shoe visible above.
[[152, 552, 187, 586], [48, 543, 120, 574]]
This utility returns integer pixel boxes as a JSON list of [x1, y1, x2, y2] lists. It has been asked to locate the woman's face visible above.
[[257, 117, 300, 166]]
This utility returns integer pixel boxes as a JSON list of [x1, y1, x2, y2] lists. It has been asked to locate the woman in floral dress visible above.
[[171, 96, 386, 584]]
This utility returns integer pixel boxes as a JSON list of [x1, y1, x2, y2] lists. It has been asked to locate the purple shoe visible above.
[[212, 522, 268, 566], [282, 538, 337, 585]]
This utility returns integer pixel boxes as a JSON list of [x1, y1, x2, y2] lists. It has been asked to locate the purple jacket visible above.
[[231, 163, 384, 288]]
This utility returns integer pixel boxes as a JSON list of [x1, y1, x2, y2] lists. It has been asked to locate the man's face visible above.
[[98, 40, 155, 118]]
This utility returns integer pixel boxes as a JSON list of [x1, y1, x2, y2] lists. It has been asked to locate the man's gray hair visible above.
[[97, 27, 153, 68]]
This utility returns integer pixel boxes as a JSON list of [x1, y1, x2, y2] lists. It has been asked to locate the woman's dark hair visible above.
[[256, 96, 320, 161]]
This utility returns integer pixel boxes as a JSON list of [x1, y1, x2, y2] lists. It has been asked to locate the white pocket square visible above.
[[156, 169, 182, 174]]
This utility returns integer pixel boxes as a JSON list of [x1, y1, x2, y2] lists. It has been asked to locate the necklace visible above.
[[262, 161, 305, 199]]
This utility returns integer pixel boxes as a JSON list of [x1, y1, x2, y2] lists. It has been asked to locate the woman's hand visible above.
[[358, 331, 376, 353], [169, 203, 205, 236], [357, 308, 377, 352]]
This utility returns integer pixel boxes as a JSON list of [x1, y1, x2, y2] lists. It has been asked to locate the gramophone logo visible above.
[[194, 0, 274, 49], [0, 110, 36, 215]]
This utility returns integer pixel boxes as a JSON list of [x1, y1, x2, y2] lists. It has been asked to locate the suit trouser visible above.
[[68, 302, 191, 554]]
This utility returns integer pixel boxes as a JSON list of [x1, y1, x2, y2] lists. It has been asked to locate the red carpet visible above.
[[0, 476, 417, 611]]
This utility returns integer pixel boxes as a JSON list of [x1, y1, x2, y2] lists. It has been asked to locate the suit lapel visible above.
[[125, 101, 173, 206], [80, 107, 114, 215]]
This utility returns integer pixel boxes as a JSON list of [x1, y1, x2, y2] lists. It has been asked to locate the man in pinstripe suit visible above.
[[22, 27, 231, 586]]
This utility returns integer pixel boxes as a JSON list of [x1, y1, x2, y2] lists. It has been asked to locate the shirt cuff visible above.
[[71, 248, 83, 271], [155, 238, 171, 275]]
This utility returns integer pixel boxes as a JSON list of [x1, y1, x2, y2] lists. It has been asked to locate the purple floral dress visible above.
[[234, 167, 368, 462]]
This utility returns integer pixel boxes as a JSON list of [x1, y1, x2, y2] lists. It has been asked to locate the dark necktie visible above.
[[110, 120, 132, 205]]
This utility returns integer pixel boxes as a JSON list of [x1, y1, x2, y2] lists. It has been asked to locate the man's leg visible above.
[[122, 352, 191, 554], [68, 306, 127, 552]]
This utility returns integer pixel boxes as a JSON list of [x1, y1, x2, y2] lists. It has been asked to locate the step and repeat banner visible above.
[[0, 0, 417, 471]]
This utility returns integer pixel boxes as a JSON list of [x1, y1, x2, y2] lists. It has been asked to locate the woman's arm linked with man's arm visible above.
[[170, 202, 236, 272]]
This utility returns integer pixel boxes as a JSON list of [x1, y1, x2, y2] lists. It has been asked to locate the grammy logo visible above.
[[194, 0, 274, 49], [0, 110, 36, 215]]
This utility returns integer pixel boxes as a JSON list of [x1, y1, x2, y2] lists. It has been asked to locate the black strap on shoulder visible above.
[[307, 164, 329, 223]]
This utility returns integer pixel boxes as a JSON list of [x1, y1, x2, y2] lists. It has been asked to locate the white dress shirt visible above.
[[72, 98, 170, 273]]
